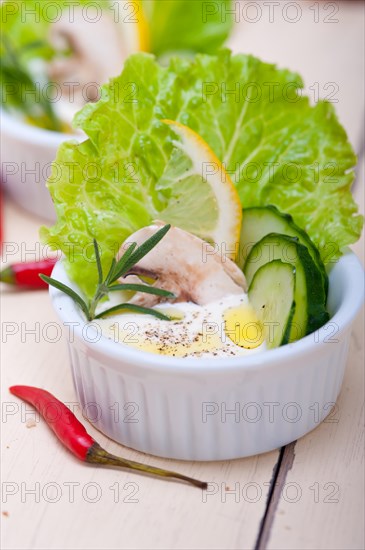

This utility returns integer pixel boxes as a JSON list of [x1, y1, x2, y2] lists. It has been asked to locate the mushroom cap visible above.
[[118, 223, 247, 307]]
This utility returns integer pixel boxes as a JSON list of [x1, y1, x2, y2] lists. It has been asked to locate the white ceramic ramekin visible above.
[[0, 110, 79, 221], [50, 252, 364, 461]]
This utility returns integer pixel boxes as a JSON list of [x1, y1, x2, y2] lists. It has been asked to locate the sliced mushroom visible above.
[[118, 223, 247, 307], [47, 8, 126, 108]]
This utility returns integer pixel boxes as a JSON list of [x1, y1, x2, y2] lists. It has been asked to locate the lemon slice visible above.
[[159, 120, 242, 260], [116, 0, 150, 53]]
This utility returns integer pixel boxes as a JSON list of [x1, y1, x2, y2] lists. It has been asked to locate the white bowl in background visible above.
[[0, 109, 81, 222], [49, 252, 364, 461]]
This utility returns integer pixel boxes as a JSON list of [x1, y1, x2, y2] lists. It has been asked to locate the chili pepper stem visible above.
[[0, 266, 14, 284], [87, 443, 207, 490]]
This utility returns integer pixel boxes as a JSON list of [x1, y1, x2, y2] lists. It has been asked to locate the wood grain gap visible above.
[[254, 441, 296, 550]]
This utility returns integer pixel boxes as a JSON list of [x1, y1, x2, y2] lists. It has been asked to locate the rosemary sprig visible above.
[[94, 303, 171, 321], [40, 224, 174, 322]]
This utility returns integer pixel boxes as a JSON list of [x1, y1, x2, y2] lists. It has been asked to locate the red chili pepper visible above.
[[9, 385, 207, 489], [0, 258, 57, 288]]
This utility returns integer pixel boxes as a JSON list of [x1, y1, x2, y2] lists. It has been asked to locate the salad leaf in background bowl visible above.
[[1, 36, 63, 132], [144, 0, 233, 58], [42, 51, 363, 298]]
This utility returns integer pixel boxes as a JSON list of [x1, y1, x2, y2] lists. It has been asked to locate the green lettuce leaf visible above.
[[42, 51, 363, 297], [142, 0, 233, 56]]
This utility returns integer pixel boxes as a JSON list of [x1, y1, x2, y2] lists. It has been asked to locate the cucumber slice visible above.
[[245, 233, 329, 341], [239, 206, 328, 297], [248, 260, 296, 349]]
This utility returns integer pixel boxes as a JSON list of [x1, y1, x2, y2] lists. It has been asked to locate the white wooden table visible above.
[[1, 2, 364, 548]]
